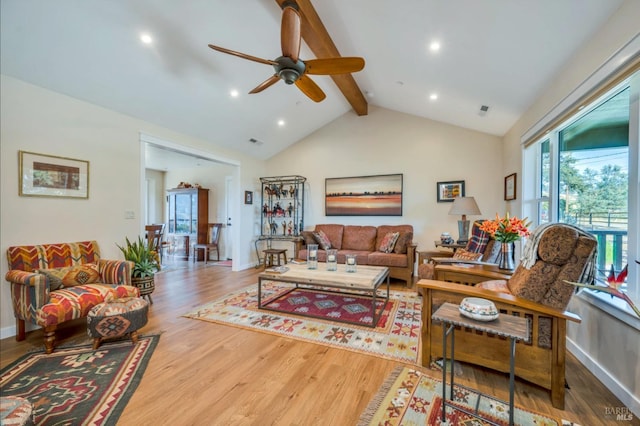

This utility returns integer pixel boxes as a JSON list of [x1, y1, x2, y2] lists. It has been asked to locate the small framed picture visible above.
[[504, 173, 517, 201], [244, 190, 253, 205], [436, 180, 465, 202], [19, 150, 89, 198]]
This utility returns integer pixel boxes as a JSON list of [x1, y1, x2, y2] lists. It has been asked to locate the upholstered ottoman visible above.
[[0, 396, 35, 425], [87, 297, 149, 349]]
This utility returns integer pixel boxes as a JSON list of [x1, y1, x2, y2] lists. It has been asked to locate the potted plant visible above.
[[117, 236, 161, 302]]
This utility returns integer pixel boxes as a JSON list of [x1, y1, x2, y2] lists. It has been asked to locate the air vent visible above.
[[248, 138, 264, 146]]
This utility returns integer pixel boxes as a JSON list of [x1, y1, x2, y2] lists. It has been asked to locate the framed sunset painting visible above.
[[325, 174, 403, 216]]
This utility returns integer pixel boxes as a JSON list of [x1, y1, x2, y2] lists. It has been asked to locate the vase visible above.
[[498, 242, 515, 271], [307, 244, 318, 269]]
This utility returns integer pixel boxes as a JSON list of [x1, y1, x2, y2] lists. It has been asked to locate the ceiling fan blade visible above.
[[208, 44, 277, 66], [281, 5, 301, 62], [249, 75, 281, 94], [305, 57, 365, 75], [295, 75, 326, 102]]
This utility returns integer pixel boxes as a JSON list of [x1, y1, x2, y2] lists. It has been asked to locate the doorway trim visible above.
[[139, 132, 242, 271]]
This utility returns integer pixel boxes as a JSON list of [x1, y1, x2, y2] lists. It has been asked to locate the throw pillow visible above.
[[452, 248, 483, 261], [313, 230, 332, 250], [393, 232, 413, 254], [466, 221, 490, 253], [300, 231, 317, 246], [38, 264, 100, 289], [378, 232, 399, 253]]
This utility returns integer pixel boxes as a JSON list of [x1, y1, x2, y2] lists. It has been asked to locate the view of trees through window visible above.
[[537, 86, 630, 286]]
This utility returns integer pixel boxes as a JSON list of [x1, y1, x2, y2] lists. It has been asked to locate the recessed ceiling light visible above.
[[230, 89, 239, 98], [430, 93, 438, 101], [140, 33, 153, 44], [277, 119, 285, 127], [429, 41, 441, 52]]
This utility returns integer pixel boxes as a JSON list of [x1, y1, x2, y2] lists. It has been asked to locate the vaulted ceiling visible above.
[[1, 0, 624, 160]]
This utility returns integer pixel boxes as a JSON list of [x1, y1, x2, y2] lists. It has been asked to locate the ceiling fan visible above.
[[208, 1, 365, 102]]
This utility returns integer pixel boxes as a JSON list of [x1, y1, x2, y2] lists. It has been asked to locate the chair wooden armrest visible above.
[[434, 263, 512, 284], [417, 279, 580, 409]]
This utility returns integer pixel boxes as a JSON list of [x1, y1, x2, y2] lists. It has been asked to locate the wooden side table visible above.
[[434, 241, 466, 251], [432, 302, 529, 426], [263, 248, 288, 267]]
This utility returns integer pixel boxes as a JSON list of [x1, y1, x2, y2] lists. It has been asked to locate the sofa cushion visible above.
[[367, 252, 408, 268], [337, 250, 371, 265], [481, 240, 502, 263], [537, 226, 579, 265], [313, 230, 332, 250], [393, 232, 413, 254], [540, 236, 597, 309], [38, 264, 101, 290], [300, 231, 317, 246], [466, 221, 490, 253], [375, 225, 413, 250], [378, 232, 400, 253], [507, 262, 561, 303], [315, 225, 344, 250], [342, 226, 377, 251], [7, 241, 101, 273], [452, 248, 483, 261], [35, 284, 139, 327]]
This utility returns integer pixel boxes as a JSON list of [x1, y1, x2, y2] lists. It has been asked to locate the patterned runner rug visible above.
[[183, 282, 422, 363], [0, 335, 160, 425], [358, 366, 581, 426]]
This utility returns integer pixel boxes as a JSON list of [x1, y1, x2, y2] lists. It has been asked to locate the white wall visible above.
[[266, 105, 505, 251], [0, 74, 266, 338], [502, 0, 640, 415]]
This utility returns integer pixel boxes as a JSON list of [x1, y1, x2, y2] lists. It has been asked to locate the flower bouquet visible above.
[[478, 213, 531, 242], [479, 213, 531, 270]]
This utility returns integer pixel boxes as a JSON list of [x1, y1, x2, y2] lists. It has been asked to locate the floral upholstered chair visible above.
[[419, 223, 597, 409]]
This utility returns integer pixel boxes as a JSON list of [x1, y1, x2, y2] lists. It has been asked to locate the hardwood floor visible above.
[[1, 261, 636, 425]]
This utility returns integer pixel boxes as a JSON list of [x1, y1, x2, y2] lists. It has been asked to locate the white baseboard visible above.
[[568, 337, 640, 418], [1, 325, 16, 340]]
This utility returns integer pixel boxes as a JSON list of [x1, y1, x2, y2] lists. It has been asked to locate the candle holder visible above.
[[307, 244, 318, 269], [345, 254, 357, 273], [326, 249, 337, 271]]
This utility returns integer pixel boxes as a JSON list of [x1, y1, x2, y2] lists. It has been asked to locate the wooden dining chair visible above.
[[145, 224, 165, 264], [193, 223, 223, 263]]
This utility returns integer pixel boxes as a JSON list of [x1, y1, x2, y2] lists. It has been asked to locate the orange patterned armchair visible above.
[[5, 240, 139, 353]]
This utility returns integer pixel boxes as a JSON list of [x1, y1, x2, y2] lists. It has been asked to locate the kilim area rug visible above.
[[183, 282, 422, 363], [358, 366, 581, 426], [0, 335, 160, 425]]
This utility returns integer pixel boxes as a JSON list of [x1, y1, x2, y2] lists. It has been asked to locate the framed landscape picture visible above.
[[325, 174, 403, 216], [19, 151, 89, 198], [436, 180, 465, 202]]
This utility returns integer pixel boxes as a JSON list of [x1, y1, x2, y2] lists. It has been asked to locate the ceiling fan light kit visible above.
[[208, 1, 365, 103]]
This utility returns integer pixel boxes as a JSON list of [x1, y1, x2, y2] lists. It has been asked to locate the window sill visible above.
[[577, 289, 640, 331]]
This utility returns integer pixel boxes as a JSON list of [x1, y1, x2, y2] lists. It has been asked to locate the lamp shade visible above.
[[448, 197, 481, 216]]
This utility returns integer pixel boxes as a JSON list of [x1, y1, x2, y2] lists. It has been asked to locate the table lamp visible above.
[[448, 196, 481, 244]]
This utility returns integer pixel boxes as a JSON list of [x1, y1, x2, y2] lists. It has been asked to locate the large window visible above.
[[524, 75, 638, 300]]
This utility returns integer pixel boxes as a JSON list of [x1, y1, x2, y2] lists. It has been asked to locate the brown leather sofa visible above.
[[298, 224, 416, 284]]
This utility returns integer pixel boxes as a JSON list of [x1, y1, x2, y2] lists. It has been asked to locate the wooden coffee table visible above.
[[258, 263, 390, 328]]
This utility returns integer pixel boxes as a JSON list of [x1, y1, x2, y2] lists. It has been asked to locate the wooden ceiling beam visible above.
[[275, 0, 368, 115]]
